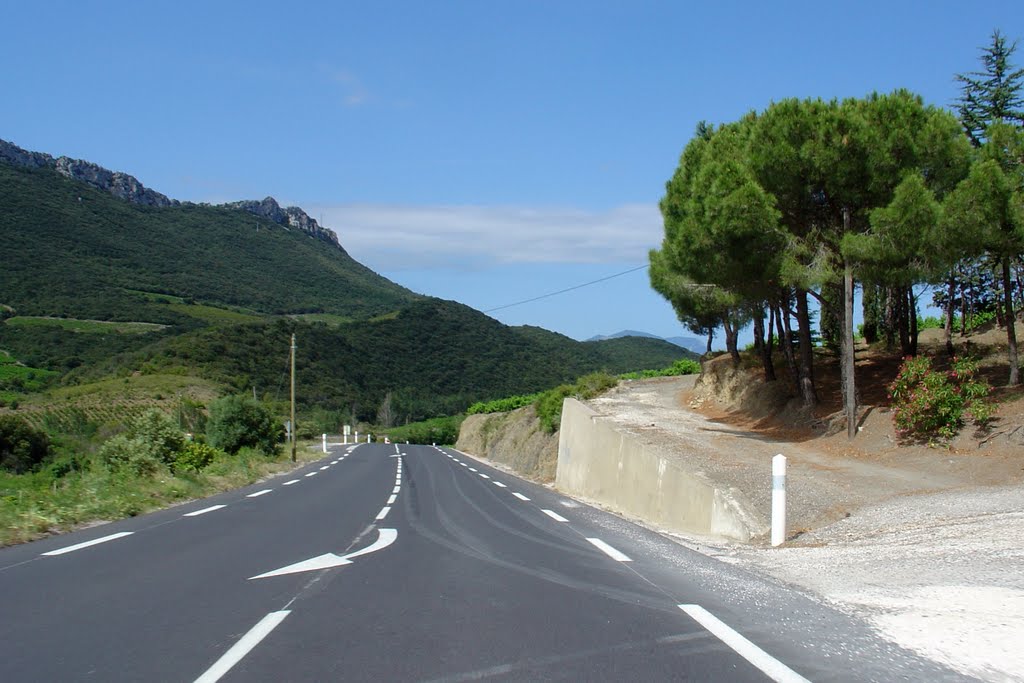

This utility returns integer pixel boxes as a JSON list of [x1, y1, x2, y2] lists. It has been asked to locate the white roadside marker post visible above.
[[771, 454, 786, 547], [322, 433, 327, 453]]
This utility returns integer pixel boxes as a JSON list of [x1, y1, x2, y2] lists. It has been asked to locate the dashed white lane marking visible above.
[[246, 489, 272, 498], [460, 463, 468, 467], [193, 610, 291, 683], [392, 485, 401, 494], [493, 481, 507, 488], [331, 460, 339, 464], [542, 509, 569, 522], [283, 479, 300, 486], [184, 505, 227, 518], [305, 472, 317, 478], [512, 492, 530, 501], [468, 467, 478, 472], [41, 532, 134, 556], [319, 466, 330, 471], [376, 506, 391, 521], [678, 605, 810, 683], [479, 473, 490, 479], [586, 537, 631, 562], [387, 494, 397, 505]]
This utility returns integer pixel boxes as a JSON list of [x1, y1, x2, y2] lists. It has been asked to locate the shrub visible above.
[[97, 434, 164, 476], [206, 395, 282, 455], [0, 416, 50, 474], [889, 355, 993, 441], [131, 409, 186, 466], [173, 442, 222, 473]]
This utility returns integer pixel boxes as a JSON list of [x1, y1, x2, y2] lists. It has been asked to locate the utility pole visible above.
[[290, 333, 297, 462], [842, 208, 857, 439]]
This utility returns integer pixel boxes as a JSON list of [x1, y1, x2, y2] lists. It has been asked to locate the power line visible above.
[[483, 264, 649, 313]]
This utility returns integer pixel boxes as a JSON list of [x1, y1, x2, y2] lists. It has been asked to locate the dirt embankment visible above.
[[455, 405, 559, 482]]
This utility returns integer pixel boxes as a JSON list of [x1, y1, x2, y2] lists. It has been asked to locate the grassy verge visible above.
[[0, 441, 322, 547], [5, 316, 167, 334]]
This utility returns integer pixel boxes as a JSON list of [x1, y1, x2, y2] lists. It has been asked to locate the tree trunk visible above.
[[960, 282, 969, 336], [841, 216, 857, 439], [752, 310, 765, 357], [944, 275, 956, 357], [723, 315, 741, 367], [1002, 256, 1020, 386], [776, 299, 800, 397], [705, 330, 713, 355], [794, 288, 819, 407], [883, 287, 898, 349], [763, 306, 777, 382], [896, 285, 911, 357], [908, 287, 918, 357]]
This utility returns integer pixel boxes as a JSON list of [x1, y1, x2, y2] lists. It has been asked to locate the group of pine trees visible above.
[[651, 31, 1024, 435]]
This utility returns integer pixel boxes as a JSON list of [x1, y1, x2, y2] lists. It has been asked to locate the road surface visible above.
[[0, 443, 972, 681]]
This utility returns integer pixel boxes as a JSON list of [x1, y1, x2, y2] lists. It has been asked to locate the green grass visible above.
[[0, 442, 323, 547], [289, 313, 353, 326], [5, 316, 167, 334], [166, 303, 263, 325]]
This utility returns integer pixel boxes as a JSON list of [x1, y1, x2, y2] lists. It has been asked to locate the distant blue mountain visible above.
[[587, 330, 705, 355]]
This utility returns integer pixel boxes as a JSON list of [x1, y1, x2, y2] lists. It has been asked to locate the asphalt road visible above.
[[0, 443, 975, 682]]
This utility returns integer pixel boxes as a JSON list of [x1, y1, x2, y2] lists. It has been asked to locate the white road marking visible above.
[[305, 472, 317, 478], [41, 532, 134, 556], [282, 479, 299, 486], [331, 460, 339, 464], [193, 610, 290, 683], [460, 463, 468, 467], [184, 505, 227, 517], [393, 485, 401, 494], [542, 509, 569, 522], [493, 481, 507, 488], [512, 492, 530, 501], [250, 528, 398, 579], [479, 473, 490, 479], [376, 506, 391, 520], [678, 605, 811, 683], [469, 467, 478, 472], [586, 537, 631, 562], [387, 494, 397, 505], [319, 466, 329, 470], [246, 489, 272, 498]]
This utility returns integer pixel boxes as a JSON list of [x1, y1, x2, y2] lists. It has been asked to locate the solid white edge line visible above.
[[512, 492, 530, 501], [184, 505, 227, 517], [41, 531, 134, 556], [542, 509, 569, 522], [678, 605, 810, 683], [282, 479, 299, 486], [585, 537, 631, 562], [376, 506, 391, 520], [246, 489, 272, 498], [193, 610, 291, 683]]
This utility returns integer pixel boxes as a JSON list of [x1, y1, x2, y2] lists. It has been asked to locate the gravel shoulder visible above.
[[586, 375, 1024, 682]]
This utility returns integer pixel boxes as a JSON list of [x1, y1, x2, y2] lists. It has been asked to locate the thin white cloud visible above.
[[309, 203, 663, 269], [324, 67, 370, 107]]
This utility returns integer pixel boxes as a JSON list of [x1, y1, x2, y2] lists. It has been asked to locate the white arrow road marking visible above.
[[250, 528, 398, 579]]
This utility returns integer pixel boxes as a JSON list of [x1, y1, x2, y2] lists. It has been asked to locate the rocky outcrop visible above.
[[1, 138, 342, 249], [221, 197, 341, 249]]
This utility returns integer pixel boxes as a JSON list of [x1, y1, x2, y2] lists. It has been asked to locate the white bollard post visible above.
[[366, 434, 371, 443], [322, 433, 327, 453], [771, 454, 786, 547]]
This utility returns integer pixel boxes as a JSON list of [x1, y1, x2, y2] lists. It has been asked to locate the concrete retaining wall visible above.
[[555, 398, 768, 542]]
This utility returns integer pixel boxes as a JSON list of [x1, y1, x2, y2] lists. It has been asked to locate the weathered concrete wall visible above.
[[555, 398, 768, 542]]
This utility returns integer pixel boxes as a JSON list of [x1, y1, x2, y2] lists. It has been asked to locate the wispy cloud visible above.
[[324, 67, 370, 107], [309, 203, 663, 269]]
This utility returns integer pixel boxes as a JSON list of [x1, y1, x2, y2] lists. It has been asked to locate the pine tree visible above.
[[957, 30, 1024, 147]]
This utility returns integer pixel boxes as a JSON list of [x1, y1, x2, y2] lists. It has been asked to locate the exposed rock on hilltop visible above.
[[0, 138, 340, 249], [221, 197, 341, 249], [0, 138, 177, 207]]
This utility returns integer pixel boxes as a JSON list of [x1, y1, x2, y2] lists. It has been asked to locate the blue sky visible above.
[[3, 1, 1023, 345]]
